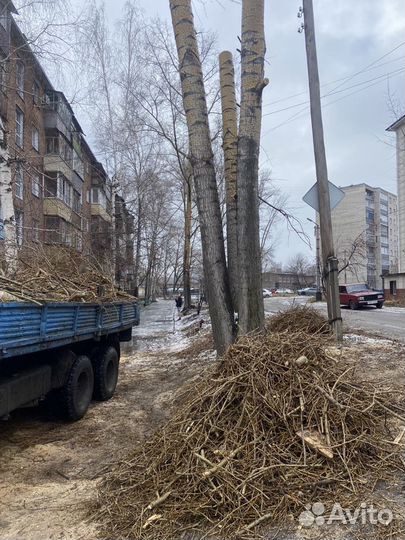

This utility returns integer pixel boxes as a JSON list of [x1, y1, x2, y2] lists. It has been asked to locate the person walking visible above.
[[175, 294, 183, 318]]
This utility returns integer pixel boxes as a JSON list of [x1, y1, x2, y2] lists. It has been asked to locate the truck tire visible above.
[[93, 346, 119, 401], [376, 301, 383, 309], [60, 355, 94, 421], [349, 300, 357, 310]]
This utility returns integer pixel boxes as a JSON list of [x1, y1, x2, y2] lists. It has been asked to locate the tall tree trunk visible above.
[[182, 173, 192, 310], [236, 0, 268, 334], [170, 0, 235, 355], [133, 199, 142, 297], [0, 120, 17, 272], [219, 51, 239, 311]]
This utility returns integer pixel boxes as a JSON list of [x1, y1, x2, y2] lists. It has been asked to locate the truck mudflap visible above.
[[0, 365, 51, 417]]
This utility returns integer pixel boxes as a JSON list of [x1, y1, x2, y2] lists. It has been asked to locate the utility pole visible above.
[[301, 0, 343, 341], [307, 217, 322, 301]]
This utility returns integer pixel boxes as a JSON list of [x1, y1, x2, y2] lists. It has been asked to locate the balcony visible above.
[[91, 203, 112, 223], [43, 92, 73, 140]]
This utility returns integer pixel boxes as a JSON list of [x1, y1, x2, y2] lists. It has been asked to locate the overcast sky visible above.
[[83, 0, 404, 265]]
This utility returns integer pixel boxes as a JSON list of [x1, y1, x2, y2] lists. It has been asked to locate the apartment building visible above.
[[330, 183, 398, 289], [384, 115, 405, 301], [0, 1, 135, 286]]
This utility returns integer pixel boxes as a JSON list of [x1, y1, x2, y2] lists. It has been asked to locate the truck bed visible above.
[[0, 301, 139, 360]]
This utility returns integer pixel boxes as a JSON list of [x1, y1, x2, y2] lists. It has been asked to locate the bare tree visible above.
[[0, 117, 16, 270], [236, 0, 268, 334], [286, 253, 315, 289]]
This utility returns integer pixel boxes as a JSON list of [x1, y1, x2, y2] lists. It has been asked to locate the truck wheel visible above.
[[349, 300, 357, 310], [93, 346, 119, 401], [376, 302, 383, 309], [60, 355, 94, 421]]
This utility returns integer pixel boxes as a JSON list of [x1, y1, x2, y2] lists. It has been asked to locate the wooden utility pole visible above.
[[302, 0, 343, 341]]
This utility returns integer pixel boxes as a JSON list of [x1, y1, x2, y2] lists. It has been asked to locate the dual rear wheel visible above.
[[45, 345, 119, 421]]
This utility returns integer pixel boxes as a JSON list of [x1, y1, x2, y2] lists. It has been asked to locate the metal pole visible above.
[[302, 0, 343, 341], [307, 217, 322, 301]]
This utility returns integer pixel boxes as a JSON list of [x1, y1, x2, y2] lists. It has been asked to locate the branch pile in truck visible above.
[[96, 307, 404, 539], [0, 245, 134, 304]]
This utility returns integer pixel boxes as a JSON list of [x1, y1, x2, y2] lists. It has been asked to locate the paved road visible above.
[[264, 296, 405, 342]]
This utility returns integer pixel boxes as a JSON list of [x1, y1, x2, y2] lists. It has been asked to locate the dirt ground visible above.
[[0, 309, 403, 540]]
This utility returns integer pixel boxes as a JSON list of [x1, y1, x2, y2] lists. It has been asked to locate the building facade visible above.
[[262, 271, 316, 291], [329, 183, 398, 289], [0, 1, 135, 288], [384, 115, 405, 302]]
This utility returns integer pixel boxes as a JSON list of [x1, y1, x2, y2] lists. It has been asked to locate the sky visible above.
[[79, 0, 405, 265]]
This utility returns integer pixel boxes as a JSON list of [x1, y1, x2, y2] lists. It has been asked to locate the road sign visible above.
[[302, 181, 345, 212]]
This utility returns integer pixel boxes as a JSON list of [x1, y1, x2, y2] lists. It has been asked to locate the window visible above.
[[46, 136, 59, 154], [57, 174, 72, 206], [91, 187, 107, 208], [32, 81, 40, 105], [73, 150, 84, 178], [32, 219, 39, 242], [32, 172, 42, 197], [73, 189, 81, 213], [44, 172, 57, 197], [380, 224, 389, 238], [32, 126, 39, 151], [15, 163, 23, 199], [15, 210, 23, 246], [390, 281, 397, 296], [15, 107, 24, 147], [366, 208, 374, 223], [16, 61, 24, 99]]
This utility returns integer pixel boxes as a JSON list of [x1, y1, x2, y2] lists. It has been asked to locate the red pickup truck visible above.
[[339, 284, 384, 310]]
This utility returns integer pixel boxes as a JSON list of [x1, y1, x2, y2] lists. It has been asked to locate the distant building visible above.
[[329, 184, 398, 289], [262, 271, 315, 291], [384, 115, 405, 301]]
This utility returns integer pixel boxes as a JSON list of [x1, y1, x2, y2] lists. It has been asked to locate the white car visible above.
[[275, 288, 293, 294], [262, 288, 272, 298]]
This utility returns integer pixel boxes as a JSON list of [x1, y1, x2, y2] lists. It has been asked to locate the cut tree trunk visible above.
[[236, 0, 268, 334], [219, 51, 238, 312], [170, 0, 235, 355]]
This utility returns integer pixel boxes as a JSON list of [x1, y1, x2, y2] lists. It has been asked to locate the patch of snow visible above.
[[344, 333, 392, 345]]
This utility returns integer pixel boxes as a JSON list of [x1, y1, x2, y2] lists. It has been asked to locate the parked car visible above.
[[275, 288, 293, 294], [339, 283, 384, 310], [298, 287, 318, 296], [262, 288, 272, 298]]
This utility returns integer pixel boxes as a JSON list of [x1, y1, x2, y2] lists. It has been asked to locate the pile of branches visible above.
[[96, 310, 404, 539], [0, 246, 134, 304], [268, 304, 330, 334]]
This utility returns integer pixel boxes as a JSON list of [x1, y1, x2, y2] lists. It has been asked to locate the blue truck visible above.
[[0, 300, 140, 421]]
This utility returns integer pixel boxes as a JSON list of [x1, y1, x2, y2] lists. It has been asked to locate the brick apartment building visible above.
[[0, 0, 135, 289]]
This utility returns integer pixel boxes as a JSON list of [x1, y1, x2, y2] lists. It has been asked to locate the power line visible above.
[[262, 41, 405, 109], [263, 55, 404, 109], [263, 67, 404, 117], [262, 67, 404, 136]]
